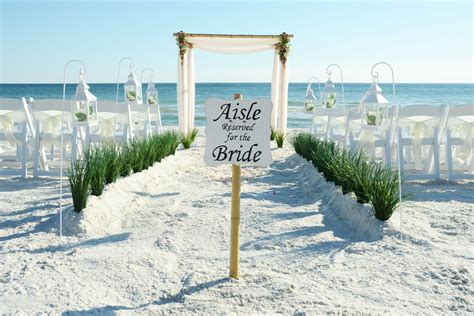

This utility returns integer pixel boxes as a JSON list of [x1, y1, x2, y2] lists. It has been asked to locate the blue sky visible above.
[[0, 0, 472, 83]]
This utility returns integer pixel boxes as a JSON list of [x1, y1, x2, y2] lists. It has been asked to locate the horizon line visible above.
[[1, 82, 473, 85]]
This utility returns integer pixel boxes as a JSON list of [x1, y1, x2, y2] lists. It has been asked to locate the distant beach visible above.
[[1, 83, 473, 128]]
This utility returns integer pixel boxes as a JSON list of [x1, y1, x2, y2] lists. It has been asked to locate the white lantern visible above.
[[146, 81, 159, 105], [359, 75, 389, 126], [304, 85, 316, 111], [304, 77, 321, 112], [71, 70, 98, 125], [124, 71, 143, 104], [321, 76, 337, 108]]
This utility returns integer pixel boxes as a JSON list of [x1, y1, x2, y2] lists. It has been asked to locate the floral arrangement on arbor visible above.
[[275, 32, 291, 66], [176, 31, 193, 64]]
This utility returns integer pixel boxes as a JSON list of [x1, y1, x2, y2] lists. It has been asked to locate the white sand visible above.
[[0, 130, 473, 314]]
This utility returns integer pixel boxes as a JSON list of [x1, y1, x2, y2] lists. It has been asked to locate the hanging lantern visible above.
[[146, 81, 159, 105], [321, 75, 337, 108], [304, 77, 321, 112], [359, 75, 389, 126], [71, 70, 98, 125], [304, 85, 316, 111], [124, 69, 143, 104]]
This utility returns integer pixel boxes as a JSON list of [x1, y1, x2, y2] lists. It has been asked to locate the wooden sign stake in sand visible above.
[[230, 94, 242, 279], [204, 94, 272, 279]]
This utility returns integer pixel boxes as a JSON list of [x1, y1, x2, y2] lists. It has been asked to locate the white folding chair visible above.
[[349, 106, 399, 167], [148, 103, 163, 134], [129, 103, 152, 139], [397, 104, 449, 180], [311, 107, 347, 148], [90, 100, 131, 144], [444, 104, 474, 180], [0, 98, 31, 177], [328, 108, 350, 148], [29, 98, 74, 177]]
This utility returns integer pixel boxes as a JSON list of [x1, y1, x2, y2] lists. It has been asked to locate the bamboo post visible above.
[[229, 93, 242, 279], [173, 32, 294, 39]]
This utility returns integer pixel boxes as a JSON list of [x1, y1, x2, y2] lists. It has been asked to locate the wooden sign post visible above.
[[204, 94, 272, 279], [230, 93, 242, 279]]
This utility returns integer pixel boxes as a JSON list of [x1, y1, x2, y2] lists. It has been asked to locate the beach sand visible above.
[[0, 129, 472, 314]]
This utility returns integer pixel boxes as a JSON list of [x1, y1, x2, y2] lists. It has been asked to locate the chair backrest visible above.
[[397, 104, 448, 131], [0, 98, 27, 125], [97, 100, 130, 115], [28, 98, 73, 135], [398, 104, 445, 120], [314, 107, 346, 118], [398, 104, 450, 151], [445, 104, 474, 140], [0, 98, 25, 111], [448, 104, 474, 118], [29, 98, 68, 112]]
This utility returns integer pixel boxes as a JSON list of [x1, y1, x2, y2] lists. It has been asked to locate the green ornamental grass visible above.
[[129, 138, 146, 173], [102, 143, 121, 184], [349, 156, 373, 204], [119, 144, 133, 177], [180, 128, 198, 149], [270, 128, 277, 141], [67, 130, 182, 211], [67, 159, 91, 213], [190, 128, 198, 142], [291, 132, 401, 221], [84, 147, 107, 196], [367, 163, 401, 221], [275, 131, 286, 148]]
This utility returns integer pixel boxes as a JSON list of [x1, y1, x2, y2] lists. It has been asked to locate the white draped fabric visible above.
[[190, 37, 278, 54], [187, 49, 195, 131], [0, 110, 22, 145], [278, 62, 289, 134], [446, 112, 473, 170], [177, 35, 290, 135], [398, 115, 440, 171], [271, 51, 280, 131]]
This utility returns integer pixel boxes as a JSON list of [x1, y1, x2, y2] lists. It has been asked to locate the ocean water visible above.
[[1, 83, 472, 128]]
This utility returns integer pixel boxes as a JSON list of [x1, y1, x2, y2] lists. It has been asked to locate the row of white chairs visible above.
[[0, 97, 163, 178], [310, 104, 473, 181]]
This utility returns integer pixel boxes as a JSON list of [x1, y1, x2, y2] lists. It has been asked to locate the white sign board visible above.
[[204, 98, 272, 167]]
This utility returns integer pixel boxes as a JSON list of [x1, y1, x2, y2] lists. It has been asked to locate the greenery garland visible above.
[[275, 32, 291, 66], [176, 31, 193, 64]]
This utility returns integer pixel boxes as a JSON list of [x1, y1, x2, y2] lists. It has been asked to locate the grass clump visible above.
[[102, 143, 121, 184], [180, 128, 198, 149], [291, 132, 401, 221], [119, 144, 133, 177], [127, 131, 180, 171], [270, 128, 277, 141], [67, 131, 181, 212], [129, 138, 148, 173], [84, 147, 107, 196], [154, 131, 180, 162], [367, 163, 401, 221], [275, 131, 286, 148], [67, 159, 91, 213]]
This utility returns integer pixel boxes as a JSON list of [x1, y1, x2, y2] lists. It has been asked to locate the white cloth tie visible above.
[[0, 115, 20, 145]]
